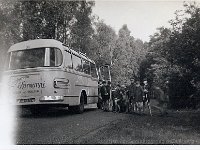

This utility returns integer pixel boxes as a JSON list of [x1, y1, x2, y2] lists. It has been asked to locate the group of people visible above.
[[99, 78, 170, 116], [99, 78, 153, 115]]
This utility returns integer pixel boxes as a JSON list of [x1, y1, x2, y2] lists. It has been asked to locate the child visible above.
[[127, 78, 136, 113], [143, 80, 152, 116], [112, 84, 122, 112], [134, 81, 144, 114]]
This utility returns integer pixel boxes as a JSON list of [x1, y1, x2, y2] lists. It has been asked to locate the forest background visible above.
[[0, 0, 200, 109]]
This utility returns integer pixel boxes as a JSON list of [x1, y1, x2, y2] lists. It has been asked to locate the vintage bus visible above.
[[3, 39, 99, 114]]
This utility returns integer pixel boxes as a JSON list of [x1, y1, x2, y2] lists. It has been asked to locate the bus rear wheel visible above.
[[69, 93, 84, 114]]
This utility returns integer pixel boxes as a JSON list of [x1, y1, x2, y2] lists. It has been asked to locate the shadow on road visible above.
[[17, 107, 98, 118]]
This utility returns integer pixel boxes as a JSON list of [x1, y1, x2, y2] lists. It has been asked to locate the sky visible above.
[[92, 0, 188, 42]]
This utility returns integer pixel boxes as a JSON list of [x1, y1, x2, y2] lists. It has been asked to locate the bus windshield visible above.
[[8, 47, 62, 70]]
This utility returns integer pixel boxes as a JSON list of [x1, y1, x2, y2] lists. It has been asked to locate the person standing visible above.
[[119, 85, 127, 112], [97, 80, 103, 109], [143, 80, 150, 103], [153, 86, 168, 116], [164, 81, 170, 104], [106, 81, 112, 111], [143, 79, 152, 115], [127, 78, 136, 113], [111, 87, 117, 112], [113, 84, 122, 112], [134, 80, 144, 114], [100, 81, 109, 111]]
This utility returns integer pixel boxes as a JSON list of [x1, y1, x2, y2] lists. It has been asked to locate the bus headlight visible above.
[[54, 78, 69, 89], [39, 96, 64, 102]]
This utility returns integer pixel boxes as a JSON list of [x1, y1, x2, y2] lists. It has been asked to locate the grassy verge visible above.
[[75, 110, 200, 144]]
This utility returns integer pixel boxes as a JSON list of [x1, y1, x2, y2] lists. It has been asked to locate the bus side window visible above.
[[64, 50, 73, 69], [91, 63, 98, 78], [72, 54, 82, 72], [50, 48, 63, 67], [82, 59, 90, 75]]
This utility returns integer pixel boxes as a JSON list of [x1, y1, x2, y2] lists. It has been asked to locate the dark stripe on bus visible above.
[[87, 96, 99, 97], [75, 84, 98, 88], [64, 96, 79, 97], [64, 95, 98, 98]]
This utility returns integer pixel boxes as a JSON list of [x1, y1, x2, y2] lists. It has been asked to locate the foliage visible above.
[[89, 20, 117, 67], [3, 1, 200, 110], [112, 24, 147, 85], [0, 0, 94, 74], [70, 1, 95, 54], [0, 1, 147, 86], [141, 2, 200, 109]]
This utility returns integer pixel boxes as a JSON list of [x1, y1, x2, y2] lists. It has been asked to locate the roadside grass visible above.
[[75, 110, 200, 144]]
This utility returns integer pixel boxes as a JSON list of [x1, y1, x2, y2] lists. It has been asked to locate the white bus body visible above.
[[3, 39, 99, 113]]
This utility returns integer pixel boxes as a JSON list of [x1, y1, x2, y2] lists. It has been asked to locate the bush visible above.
[[168, 74, 195, 109]]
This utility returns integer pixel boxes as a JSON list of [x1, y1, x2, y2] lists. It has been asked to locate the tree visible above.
[[0, 0, 23, 75], [168, 2, 200, 90], [88, 20, 117, 67], [141, 2, 200, 109], [0, 0, 94, 76], [70, 1, 95, 54], [112, 24, 147, 85]]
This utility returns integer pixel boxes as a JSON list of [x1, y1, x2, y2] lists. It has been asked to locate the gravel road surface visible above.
[[16, 108, 126, 144]]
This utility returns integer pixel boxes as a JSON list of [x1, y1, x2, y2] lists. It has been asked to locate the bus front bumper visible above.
[[39, 96, 64, 102]]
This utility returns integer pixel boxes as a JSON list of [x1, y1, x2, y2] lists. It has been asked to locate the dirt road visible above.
[[16, 108, 126, 144], [16, 106, 200, 145]]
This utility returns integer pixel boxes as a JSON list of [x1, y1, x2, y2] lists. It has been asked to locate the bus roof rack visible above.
[[62, 43, 70, 47], [79, 51, 87, 57], [62, 43, 93, 61]]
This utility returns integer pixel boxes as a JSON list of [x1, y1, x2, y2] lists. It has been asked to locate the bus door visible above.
[[99, 65, 111, 82]]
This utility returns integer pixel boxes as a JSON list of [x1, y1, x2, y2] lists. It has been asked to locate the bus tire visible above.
[[74, 93, 85, 114], [97, 102, 101, 109]]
